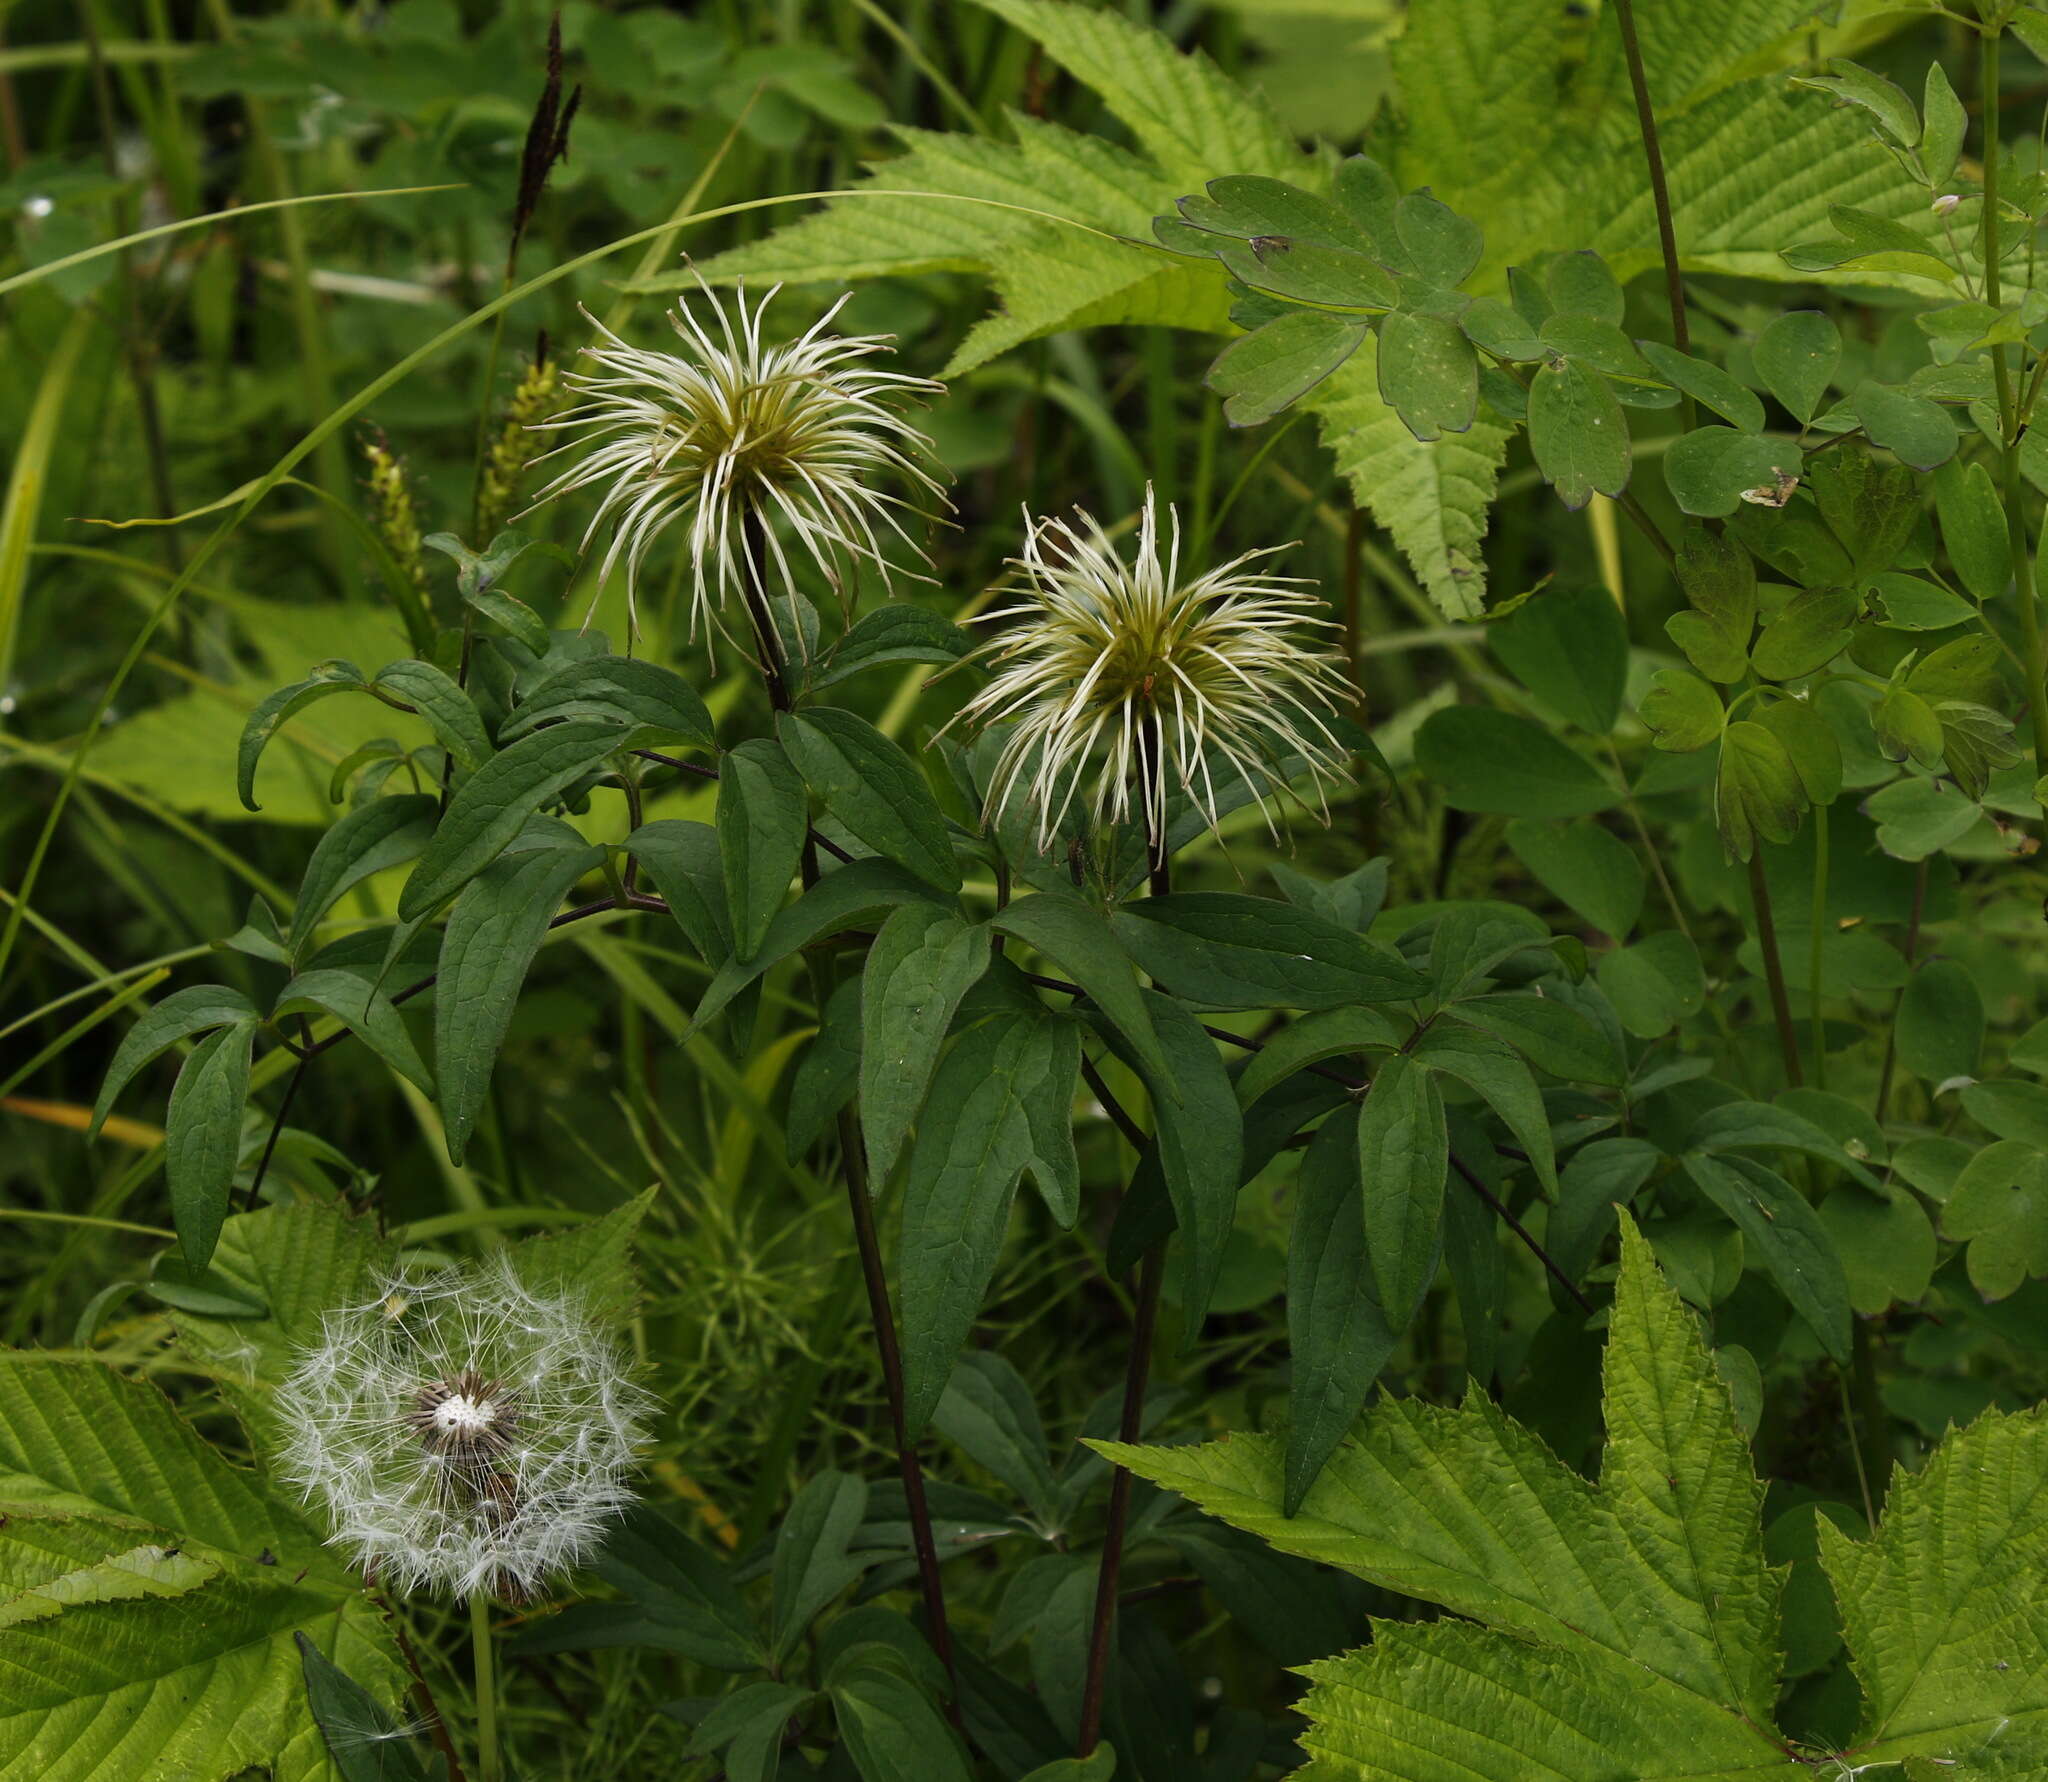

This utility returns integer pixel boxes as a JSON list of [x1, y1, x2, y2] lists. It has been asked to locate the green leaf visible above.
[[1640, 668, 1724, 751], [1664, 426, 1803, 518], [772, 1472, 870, 1659], [298, 1632, 433, 1782], [860, 905, 993, 1186], [1820, 1182, 1935, 1316], [1819, 1403, 2048, 1761], [91, 985, 260, 1141], [989, 896, 1167, 1082], [1283, 1104, 1397, 1512], [934, 1352, 1062, 1529], [1792, 58, 1918, 148], [1490, 585, 1628, 735], [1412, 1022, 1556, 1196], [1377, 309, 1478, 442], [719, 736, 811, 962], [1960, 1077, 2048, 1148], [1545, 249, 1623, 325], [831, 1658, 975, 1782], [502, 654, 715, 751], [1358, 1052, 1448, 1327], [692, 859, 952, 1031], [1753, 310, 1840, 426], [285, 793, 439, 956], [1866, 775, 1982, 860], [165, 1020, 256, 1268], [1810, 444, 1920, 580], [1218, 236, 1399, 313], [1865, 573, 1976, 632], [1751, 587, 1857, 681], [1209, 309, 1368, 426], [1111, 891, 1427, 1010], [398, 720, 626, 921], [518, 1503, 765, 1669], [1667, 527, 1758, 683], [1637, 342, 1764, 432], [624, 819, 733, 964], [816, 606, 973, 690], [1415, 706, 1616, 817], [1453, 991, 1624, 1086], [1597, 931, 1706, 1038], [685, 1681, 816, 1782], [1231, 1005, 1399, 1108], [1098, 1219, 1792, 1775], [777, 708, 961, 893], [434, 843, 606, 1164], [1716, 719, 1806, 860], [370, 658, 493, 772], [899, 1005, 1084, 1430], [236, 660, 370, 812], [271, 968, 433, 1097], [1682, 1151, 1852, 1361], [1018, 1749, 1116, 1782], [1528, 355, 1629, 509], [1503, 818, 1643, 938], [1306, 333, 1513, 620], [423, 528, 556, 654], [1894, 957, 1984, 1084], [1395, 191, 1481, 288], [1754, 696, 1843, 805], [1132, 990, 1243, 1333], [1845, 379, 1958, 471], [0, 1354, 404, 1780], [1941, 1140, 2048, 1299], [1932, 459, 2009, 604]]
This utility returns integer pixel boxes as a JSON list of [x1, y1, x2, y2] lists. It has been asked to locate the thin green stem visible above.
[[470, 1594, 500, 1782], [1748, 852, 1804, 1087]]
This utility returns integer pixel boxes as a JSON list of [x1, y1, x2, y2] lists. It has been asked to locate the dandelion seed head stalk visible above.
[[957, 488, 1351, 856], [529, 279, 945, 650], [277, 1254, 647, 1601]]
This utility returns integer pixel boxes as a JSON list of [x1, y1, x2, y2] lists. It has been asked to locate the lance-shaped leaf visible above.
[[370, 659, 493, 771], [398, 720, 629, 920], [271, 968, 433, 1097], [285, 793, 439, 956], [1413, 1021, 1556, 1196], [1358, 1052, 1448, 1328], [1682, 1151, 1852, 1362], [165, 1019, 257, 1268], [91, 986, 260, 1141], [778, 707, 960, 893], [719, 737, 811, 962], [899, 1006, 1085, 1431], [1112, 892, 1426, 1010], [1285, 1105, 1397, 1512], [501, 654, 714, 750], [236, 660, 370, 811], [990, 896, 1167, 1083], [860, 906, 994, 1186], [434, 843, 606, 1164]]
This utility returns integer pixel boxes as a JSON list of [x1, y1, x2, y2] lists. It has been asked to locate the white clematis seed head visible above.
[[529, 279, 945, 647], [955, 488, 1351, 855], [276, 1253, 647, 1601]]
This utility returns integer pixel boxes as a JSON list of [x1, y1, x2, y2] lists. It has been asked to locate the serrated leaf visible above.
[[0, 1355, 405, 1781]]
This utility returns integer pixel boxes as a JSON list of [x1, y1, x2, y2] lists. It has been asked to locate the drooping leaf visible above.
[[1357, 1052, 1448, 1328], [164, 1020, 257, 1268], [860, 906, 994, 1186], [719, 736, 812, 962]]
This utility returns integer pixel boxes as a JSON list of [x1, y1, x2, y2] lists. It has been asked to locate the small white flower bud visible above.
[[1932, 193, 1962, 217]]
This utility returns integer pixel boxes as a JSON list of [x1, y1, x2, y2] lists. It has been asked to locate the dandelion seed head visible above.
[[528, 278, 945, 648], [276, 1253, 647, 1601], [955, 487, 1351, 854]]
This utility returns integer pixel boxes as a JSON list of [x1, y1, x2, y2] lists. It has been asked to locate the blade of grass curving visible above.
[[0, 184, 465, 300], [0, 309, 92, 695], [0, 186, 1125, 983]]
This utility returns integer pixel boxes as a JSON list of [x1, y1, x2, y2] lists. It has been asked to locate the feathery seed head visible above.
[[957, 488, 1350, 854], [276, 1253, 646, 1601], [529, 280, 945, 646]]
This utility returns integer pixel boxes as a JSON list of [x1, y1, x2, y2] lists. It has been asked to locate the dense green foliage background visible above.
[[11, 1, 2048, 1779]]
